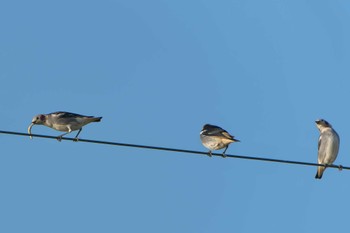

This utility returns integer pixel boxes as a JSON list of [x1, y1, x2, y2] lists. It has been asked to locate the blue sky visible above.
[[1, 0, 350, 232]]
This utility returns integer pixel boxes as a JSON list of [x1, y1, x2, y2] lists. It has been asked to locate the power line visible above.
[[0, 130, 348, 170]]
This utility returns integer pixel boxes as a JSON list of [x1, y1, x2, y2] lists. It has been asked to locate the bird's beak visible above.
[[28, 122, 35, 139]]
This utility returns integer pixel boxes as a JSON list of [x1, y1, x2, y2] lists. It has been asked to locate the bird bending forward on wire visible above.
[[200, 124, 240, 158], [28, 111, 102, 141], [315, 119, 340, 179]]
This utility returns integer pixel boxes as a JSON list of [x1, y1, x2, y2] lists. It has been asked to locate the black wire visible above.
[[0, 130, 348, 170]]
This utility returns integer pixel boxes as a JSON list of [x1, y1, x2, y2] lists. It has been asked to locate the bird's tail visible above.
[[88, 116, 102, 122], [315, 166, 325, 179], [233, 138, 240, 142]]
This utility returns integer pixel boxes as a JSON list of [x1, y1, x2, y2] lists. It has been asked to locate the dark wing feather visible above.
[[203, 126, 225, 136], [203, 125, 235, 140], [50, 111, 88, 118]]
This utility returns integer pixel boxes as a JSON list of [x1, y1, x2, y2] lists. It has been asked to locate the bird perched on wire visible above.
[[315, 119, 340, 179], [28, 111, 102, 141], [200, 124, 240, 157]]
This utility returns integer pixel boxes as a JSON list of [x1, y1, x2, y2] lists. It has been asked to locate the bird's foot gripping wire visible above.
[[338, 165, 343, 171], [222, 146, 228, 158], [208, 151, 212, 157], [56, 136, 63, 142], [73, 129, 82, 142]]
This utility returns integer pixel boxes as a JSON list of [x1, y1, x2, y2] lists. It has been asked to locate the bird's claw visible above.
[[73, 137, 79, 142], [338, 165, 343, 171], [208, 151, 212, 157], [222, 153, 227, 158], [56, 136, 62, 142]]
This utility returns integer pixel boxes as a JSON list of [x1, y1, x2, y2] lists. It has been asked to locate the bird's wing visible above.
[[318, 130, 339, 164], [50, 111, 86, 119], [317, 133, 327, 163], [318, 134, 322, 151], [221, 131, 235, 140], [49, 112, 84, 125], [204, 127, 225, 136], [204, 127, 234, 140]]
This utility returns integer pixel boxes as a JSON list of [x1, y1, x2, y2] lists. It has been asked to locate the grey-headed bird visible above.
[[315, 119, 340, 179], [28, 111, 102, 141], [200, 124, 240, 157]]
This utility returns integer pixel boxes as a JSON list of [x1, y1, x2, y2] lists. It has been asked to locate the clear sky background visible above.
[[1, 0, 350, 232]]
